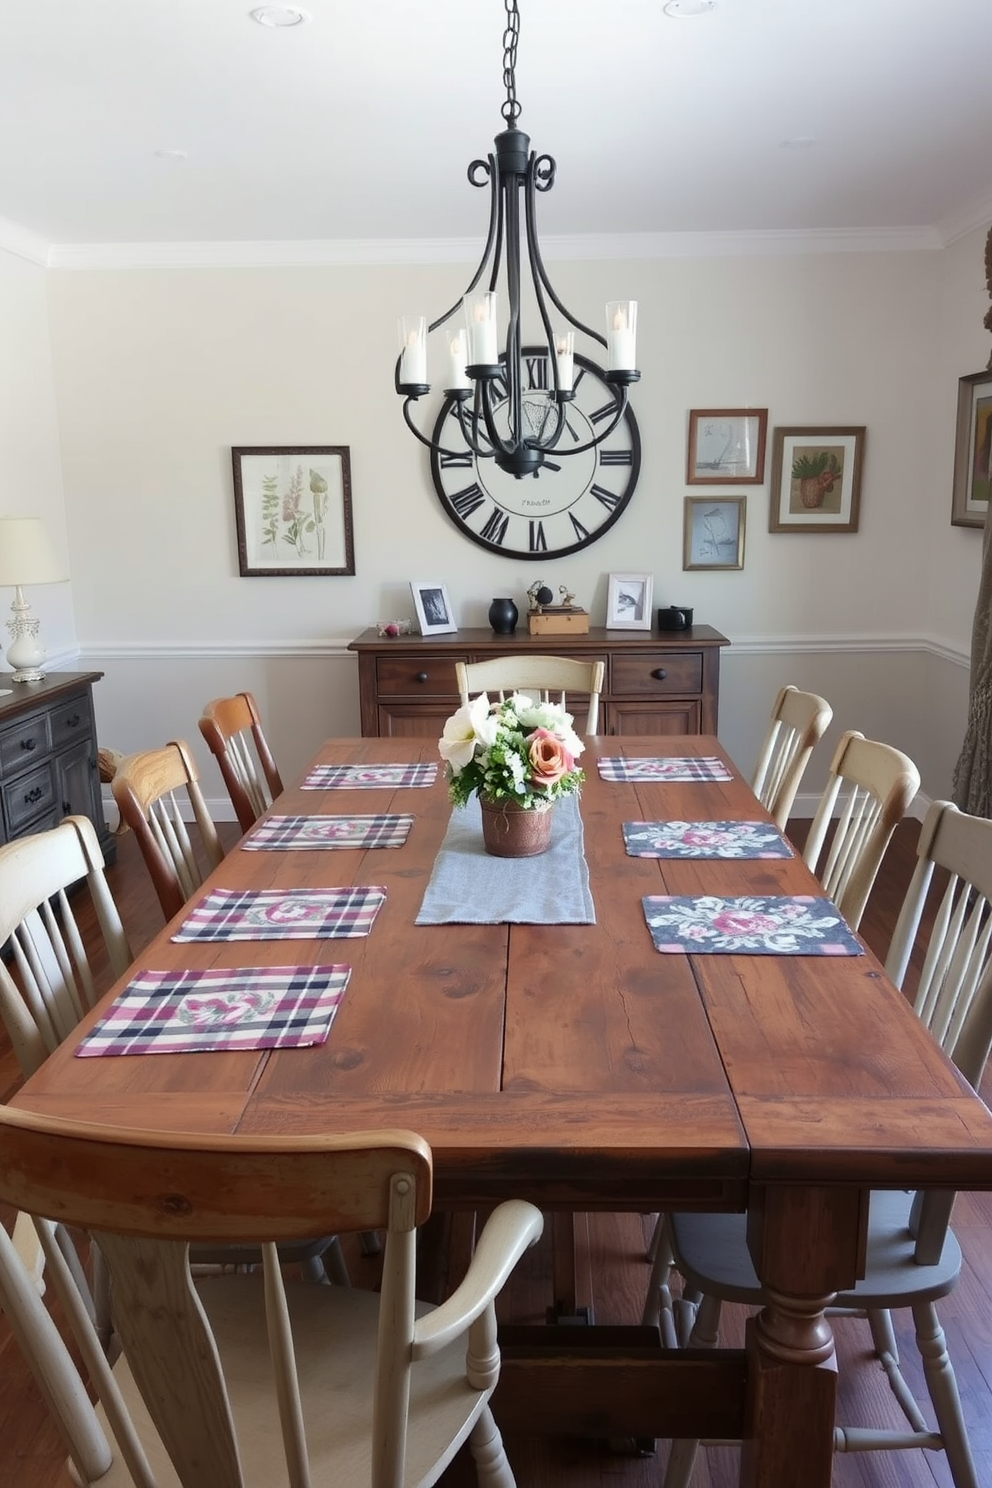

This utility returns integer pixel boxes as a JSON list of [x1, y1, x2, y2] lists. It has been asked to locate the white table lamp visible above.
[[0, 518, 67, 682]]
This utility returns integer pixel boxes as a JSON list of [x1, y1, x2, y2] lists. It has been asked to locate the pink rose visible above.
[[527, 727, 574, 788]]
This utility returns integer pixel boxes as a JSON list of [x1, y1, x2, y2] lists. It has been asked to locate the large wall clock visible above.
[[430, 348, 641, 560]]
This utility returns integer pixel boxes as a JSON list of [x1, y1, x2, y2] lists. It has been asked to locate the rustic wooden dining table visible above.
[[13, 733, 992, 1488]]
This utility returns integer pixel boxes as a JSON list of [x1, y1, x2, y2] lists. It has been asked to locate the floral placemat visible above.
[[171, 886, 386, 942], [75, 965, 350, 1057], [623, 820, 793, 859], [642, 895, 864, 955], [242, 814, 414, 850], [301, 763, 437, 790], [598, 756, 733, 783]]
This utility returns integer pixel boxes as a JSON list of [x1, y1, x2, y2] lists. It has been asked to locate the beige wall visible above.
[[1, 229, 988, 813]]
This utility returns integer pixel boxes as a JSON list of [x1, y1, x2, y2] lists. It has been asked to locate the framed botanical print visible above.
[[687, 409, 767, 485], [232, 446, 355, 576], [769, 427, 865, 533], [952, 371, 992, 527], [683, 496, 745, 570]]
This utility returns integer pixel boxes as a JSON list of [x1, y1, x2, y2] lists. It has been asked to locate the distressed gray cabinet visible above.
[[0, 671, 114, 862]]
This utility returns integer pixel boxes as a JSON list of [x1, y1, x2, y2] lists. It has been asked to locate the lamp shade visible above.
[[0, 518, 66, 587]]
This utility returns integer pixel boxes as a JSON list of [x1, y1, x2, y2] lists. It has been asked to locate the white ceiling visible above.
[[2, 0, 992, 264]]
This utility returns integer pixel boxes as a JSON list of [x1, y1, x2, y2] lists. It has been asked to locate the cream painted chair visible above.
[[0, 1112, 543, 1488], [750, 684, 833, 830], [199, 691, 284, 835], [456, 656, 605, 734], [646, 799, 992, 1488], [111, 740, 225, 922], [801, 729, 920, 931]]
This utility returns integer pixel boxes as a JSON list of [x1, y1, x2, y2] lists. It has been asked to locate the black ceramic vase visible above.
[[488, 597, 519, 635]]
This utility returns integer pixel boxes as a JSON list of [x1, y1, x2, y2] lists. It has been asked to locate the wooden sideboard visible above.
[[348, 625, 729, 738], [0, 671, 114, 862]]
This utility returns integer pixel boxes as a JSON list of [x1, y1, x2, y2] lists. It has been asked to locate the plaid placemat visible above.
[[171, 886, 386, 942], [242, 814, 414, 850], [623, 820, 793, 859], [642, 895, 864, 956], [75, 965, 351, 1057], [598, 756, 733, 783], [302, 763, 437, 790]]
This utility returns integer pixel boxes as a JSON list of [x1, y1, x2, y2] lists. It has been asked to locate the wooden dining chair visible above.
[[646, 798, 992, 1488], [111, 740, 225, 921], [199, 690, 284, 834], [0, 1110, 543, 1488], [750, 684, 833, 830], [800, 729, 920, 931], [456, 656, 605, 734]]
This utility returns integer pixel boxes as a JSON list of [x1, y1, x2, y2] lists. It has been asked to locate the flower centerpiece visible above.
[[438, 692, 585, 857]]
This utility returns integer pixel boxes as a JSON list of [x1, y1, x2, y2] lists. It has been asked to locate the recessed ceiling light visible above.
[[154, 149, 189, 162], [663, 1, 717, 16], [249, 5, 310, 26]]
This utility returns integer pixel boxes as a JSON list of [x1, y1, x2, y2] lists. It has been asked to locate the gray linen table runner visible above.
[[415, 793, 595, 924]]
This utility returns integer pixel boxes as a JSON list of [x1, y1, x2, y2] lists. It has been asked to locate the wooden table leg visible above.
[[740, 1288, 837, 1488], [550, 1212, 594, 1324]]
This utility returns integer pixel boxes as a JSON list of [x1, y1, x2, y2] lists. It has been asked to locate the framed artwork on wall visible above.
[[410, 581, 456, 635], [769, 427, 865, 533], [952, 370, 992, 527], [232, 446, 355, 576], [683, 496, 746, 570], [687, 409, 767, 485], [606, 572, 654, 629]]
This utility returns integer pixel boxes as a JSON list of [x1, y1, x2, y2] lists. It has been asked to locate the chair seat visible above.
[[91, 1275, 493, 1487], [670, 1189, 962, 1310]]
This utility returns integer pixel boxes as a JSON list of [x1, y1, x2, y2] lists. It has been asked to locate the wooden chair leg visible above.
[[469, 1404, 515, 1487], [663, 1436, 701, 1488], [912, 1301, 979, 1488]]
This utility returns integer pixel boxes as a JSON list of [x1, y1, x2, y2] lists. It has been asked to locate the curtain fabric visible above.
[[952, 226, 992, 816]]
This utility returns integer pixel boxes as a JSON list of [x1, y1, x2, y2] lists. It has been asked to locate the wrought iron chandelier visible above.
[[396, 0, 639, 479]]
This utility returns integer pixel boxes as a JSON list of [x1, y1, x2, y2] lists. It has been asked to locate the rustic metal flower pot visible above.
[[480, 796, 553, 857]]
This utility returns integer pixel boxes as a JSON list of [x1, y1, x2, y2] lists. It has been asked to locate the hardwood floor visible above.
[[2, 818, 992, 1487]]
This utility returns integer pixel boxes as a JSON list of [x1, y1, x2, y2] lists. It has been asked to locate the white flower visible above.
[[509, 694, 584, 760], [438, 692, 491, 773]]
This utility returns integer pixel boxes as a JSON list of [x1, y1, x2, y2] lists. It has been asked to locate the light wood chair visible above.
[[750, 684, 833, 830], [199, 690, 284, 835], [646, 799, 992, 1488], [801, 729, 920, 931], [111, 740, 224, 921], [455, 656, 605, 734], [0, 1111, 543, 1488]]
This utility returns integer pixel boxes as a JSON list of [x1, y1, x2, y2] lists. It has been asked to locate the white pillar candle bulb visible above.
[[397, 315, 428, 385], [446, 328, 471, 391], [465, 292, 499, 365], [554, 332, 575, 392], [606, 300, 637, 371]]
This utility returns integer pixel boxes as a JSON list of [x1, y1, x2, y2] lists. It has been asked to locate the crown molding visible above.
[[43, 224, 945, 272], [0, 214, 52, 267]]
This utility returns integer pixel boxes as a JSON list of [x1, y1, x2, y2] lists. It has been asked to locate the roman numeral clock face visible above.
[[429, 349, 641, 560]]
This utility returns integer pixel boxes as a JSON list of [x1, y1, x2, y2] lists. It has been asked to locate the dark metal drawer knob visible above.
[[25, 786, 43, 805], [64, 713, 80, 728], [20, 738, 36, 752], [414, 672, 429, 684], [650, 668, 668, 681]]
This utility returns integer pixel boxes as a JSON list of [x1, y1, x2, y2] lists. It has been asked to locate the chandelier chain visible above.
[[501, 0, 521, 125]]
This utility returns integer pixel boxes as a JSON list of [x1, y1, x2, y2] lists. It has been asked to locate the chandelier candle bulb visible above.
[[466, 291, 499, 365], [607, 301, 637, 371], [446, 329, 471, 391], [397, 315, 428, 386], [554, 332, 575, 392]]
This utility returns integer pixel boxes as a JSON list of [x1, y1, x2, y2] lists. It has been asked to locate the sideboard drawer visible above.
[[611, 652, 703, 697], [0, 712, 52, 776], [376, 654, 462, 698], [51, 693, 93, 748], [3, 761, 56, 833]]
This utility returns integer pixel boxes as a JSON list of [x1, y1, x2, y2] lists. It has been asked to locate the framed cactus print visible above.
[[951, 371, 992, 527], [769, 427, 865, 533], [687, 409, 767, 484], [232, 446, 355, 576]]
